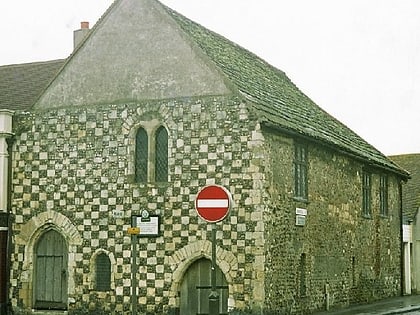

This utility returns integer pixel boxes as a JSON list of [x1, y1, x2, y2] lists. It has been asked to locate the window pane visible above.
[[380, 175, 388, 216], [295, 165, 302, 196], [299, 253, 307, 296], [155, 126, 168, 182], [96, 253, 111, 291], [294, 143, 308, 199], [135, 128, 148, 183], [362, 172, 371, 217]]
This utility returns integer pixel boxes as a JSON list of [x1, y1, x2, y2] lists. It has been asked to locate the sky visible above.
[[0, 0, 419, 156]]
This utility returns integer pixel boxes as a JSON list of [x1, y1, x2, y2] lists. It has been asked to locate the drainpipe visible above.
[[0, 109, 13, 314], [325, 282, 330, 311], [399, 180, 404, 296]]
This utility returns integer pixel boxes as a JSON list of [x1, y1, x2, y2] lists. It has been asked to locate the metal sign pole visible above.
[[195, 185, 232, 315], [209, 224, 219, 315], [131, 217, 138, 315], [0, 213, 9, 314]]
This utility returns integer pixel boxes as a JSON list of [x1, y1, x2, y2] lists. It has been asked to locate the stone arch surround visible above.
[[166, 240, 239, 310], [122, 104, 177, 180], [14, 211, 82, 308], [88, 248, 117, 291]]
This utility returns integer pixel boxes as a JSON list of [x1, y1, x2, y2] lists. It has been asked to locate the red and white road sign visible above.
[[195, 185, 232, 223]]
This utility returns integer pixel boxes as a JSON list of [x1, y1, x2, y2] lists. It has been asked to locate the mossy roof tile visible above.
[[390, 154, 420, 221], [0, 0, 408, 178], [165, 5, 407, 177], [0, 60, 65, 111]]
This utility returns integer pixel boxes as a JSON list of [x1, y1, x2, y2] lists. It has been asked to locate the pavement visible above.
[[314, 294, 420, 315]]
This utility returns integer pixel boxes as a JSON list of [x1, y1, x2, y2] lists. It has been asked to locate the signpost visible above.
[[128, 217, 140, 315], [0, 213, 10, 315], [195, 185, 232, 315], [128, 210, 161, 315]]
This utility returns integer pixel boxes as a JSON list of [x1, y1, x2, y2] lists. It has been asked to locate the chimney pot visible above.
[[81, 21, 89, 29]]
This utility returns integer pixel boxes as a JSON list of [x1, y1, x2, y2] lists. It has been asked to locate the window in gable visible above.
[[135, 127, 148, 183], [155, 126, 168, 182], [95, 253, 111, 291], [294, 143, 308, 201], [380, 174, 388, 217], [362, 171, 372, 218]]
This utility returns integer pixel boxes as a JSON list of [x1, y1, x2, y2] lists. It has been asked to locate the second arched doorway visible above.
[[180, 258, 228, 315]]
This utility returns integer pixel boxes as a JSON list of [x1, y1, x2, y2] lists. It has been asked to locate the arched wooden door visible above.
[[34, 230, 68, 310], [180, 258, 228, 315]]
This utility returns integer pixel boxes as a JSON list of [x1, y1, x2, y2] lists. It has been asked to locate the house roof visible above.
[[0, 0, 408, 178], [0, 60, 65, 111], [389, 154, 420, 221], [163, 4, 409, 178]]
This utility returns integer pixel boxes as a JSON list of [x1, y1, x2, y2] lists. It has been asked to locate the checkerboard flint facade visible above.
[[9, 97, 406, 314], [11, 97, 268, 313], [2, 0, 409, 314]]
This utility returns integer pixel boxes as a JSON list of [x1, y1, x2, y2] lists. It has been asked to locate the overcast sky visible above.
[[0, 0, 419, 156]]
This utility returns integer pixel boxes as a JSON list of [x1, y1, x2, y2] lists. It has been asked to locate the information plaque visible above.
[[133, 214, 160, 237]]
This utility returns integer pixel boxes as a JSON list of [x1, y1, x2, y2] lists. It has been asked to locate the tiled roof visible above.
[[0, 0, 408, 179], [165, 5, 408, 178], [389, 154, 420, 221], [0, 59, 65, 111]]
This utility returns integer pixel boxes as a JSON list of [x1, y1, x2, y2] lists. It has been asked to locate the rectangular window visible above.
[[362, 171, 371, 217], [380, 175, 388, 216], [294, 143, 308, 200], [299, 253, 307, 297], [351, 256, 356, 287]]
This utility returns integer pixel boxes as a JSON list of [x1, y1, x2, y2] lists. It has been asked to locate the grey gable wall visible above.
[[35, 0, 231, 109]]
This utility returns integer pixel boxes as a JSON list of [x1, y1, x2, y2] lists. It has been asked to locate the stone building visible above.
[[390, 154, 420, 295], [0, 0, 409, 314]]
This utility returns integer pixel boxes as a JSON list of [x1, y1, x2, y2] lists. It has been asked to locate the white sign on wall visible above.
[[295, 208, 308, 226], [133, 213, 160, 237]]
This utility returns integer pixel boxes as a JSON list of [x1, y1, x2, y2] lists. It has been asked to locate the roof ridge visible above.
[[4, 0, 407, 178], [390, 153, 420, 158], [164, 3, 408, 178]]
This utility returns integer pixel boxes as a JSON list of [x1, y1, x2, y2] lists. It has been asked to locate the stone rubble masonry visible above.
[[262, 131, 402, 314], [9, 95, 402, 314]]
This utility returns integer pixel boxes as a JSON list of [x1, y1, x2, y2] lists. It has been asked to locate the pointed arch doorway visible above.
[[34, 229, 68, 310], [180, 258, 228, 315]]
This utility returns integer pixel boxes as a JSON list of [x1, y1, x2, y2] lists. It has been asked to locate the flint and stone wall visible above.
[[262, 129, 402, 314], [9, 96, 267, 314], [8, 97, 402, 314]]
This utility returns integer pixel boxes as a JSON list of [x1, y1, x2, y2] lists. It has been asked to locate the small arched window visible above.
[[155, 126, 168, 182], [135, 127, 148, 183], [134, 124, 168, 183], [95, 253, 111, 291]]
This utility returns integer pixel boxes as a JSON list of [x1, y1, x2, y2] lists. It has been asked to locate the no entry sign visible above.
[[195, 185, 232, 223]]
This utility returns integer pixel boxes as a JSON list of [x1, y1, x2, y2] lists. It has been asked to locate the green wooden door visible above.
[[34, 230, 68, 310], [180, 258, 228, 315]]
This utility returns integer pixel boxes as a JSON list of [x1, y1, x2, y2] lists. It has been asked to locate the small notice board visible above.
[[132, 214, 160, 237]]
